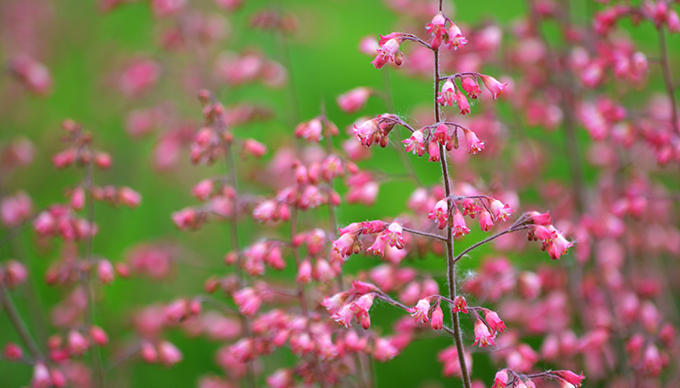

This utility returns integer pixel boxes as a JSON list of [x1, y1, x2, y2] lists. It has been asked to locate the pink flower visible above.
[[331, 303, 355, 328], [337, 87, 372, 113], [1, 191, 33, 227], [437, 79, 456, 106], [493, 369, 509, 388], [452, 295, 468, 313], [452, 208, 470, 238], [431, 305, 444, 330], [553, 370, 585, 387], [332, 233, 358, 258], [429, 199, 449, 229], [296, 259, 312, 283], [473, 318, 495, 347], [158, 341, 183, 366], [484, 310, 506, 333], [322, 291, 350, 315], [10, 55, 53, 96], [67, 330, 90, 355], [97, 260, 115, 284], [382, 220, 405, 249], [528, 210, 552, 225], [118, 187, 142, 208], [266, 369, 294, 388], [426, 13, 447, 50], [479, 209, 494, 231], [461, 77, 481, 99], [480, 75, 507, 99], [402, 130, 426, 156], [432, 124, 451, 145], [455, 91, 470, 115], [233, 287, 262, 317], [445, 23, 467, 50], [489, 199, 513, 221], [353, 118, 380, 147], [294, 118, 323, 142], [371, 38, 403, 69], [243, 139, 267, 158], [372, 337, 398, 361], [463, 128, 485, 154], [408, 299, 431, 323], [32, 362, 51, 388], [351, 293, 375, 329], [546, 230, 573, 260], [428, 140, 441, 162], [367, 235, 387, 256]]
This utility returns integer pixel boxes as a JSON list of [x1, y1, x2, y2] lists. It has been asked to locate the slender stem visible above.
[[381, 69, 422, 185], [452, 225, 530, 264], [401, 226, 447, 242], [433, 1, 472, 386], [658, 27, 679, 134], [0, 283, 42, 359]]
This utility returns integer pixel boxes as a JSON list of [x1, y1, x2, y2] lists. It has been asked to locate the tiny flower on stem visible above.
[[431, 304, 444, 330], [452, 208, 471, 237], [437, 79, 456, 106], [426, 13, 447, 50], [408, 298, 431, 323], [402, 130, 426, 156], [446, 23, 467, 50], [473, 318, 496, 347], [452, 295, 468, 313], [461, 77, 481, 99], [484, 310, 506, 333], [429, 199, 449, 229], [463, 128, 485, 154], [480, 75, 507, 99]]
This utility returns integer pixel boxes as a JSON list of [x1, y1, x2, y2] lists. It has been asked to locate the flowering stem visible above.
[[433, 1, 472, 385], [658, 27, 679, 134], [290, 206, 329, 388], [0, 283, 42, 359], [224, 143, 258, 388]]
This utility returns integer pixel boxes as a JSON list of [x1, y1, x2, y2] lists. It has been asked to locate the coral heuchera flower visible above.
[[452, 208, 471, 237], [371, 37, 403, 69], [408, 298, 431, 323], [402, 130, 426, 156], [446, 23, 468, 50], [437, 79, 456, 106], [426, 13, 447, 50], [480, 75, 508, 99], [463, 128, 485, 154], [473, 318, 496, 347], [429, 198, 449, 229], [489, 199, 513, 221]]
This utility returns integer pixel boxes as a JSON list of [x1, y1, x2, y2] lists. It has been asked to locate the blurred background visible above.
[[0, 0, 678, 387]]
